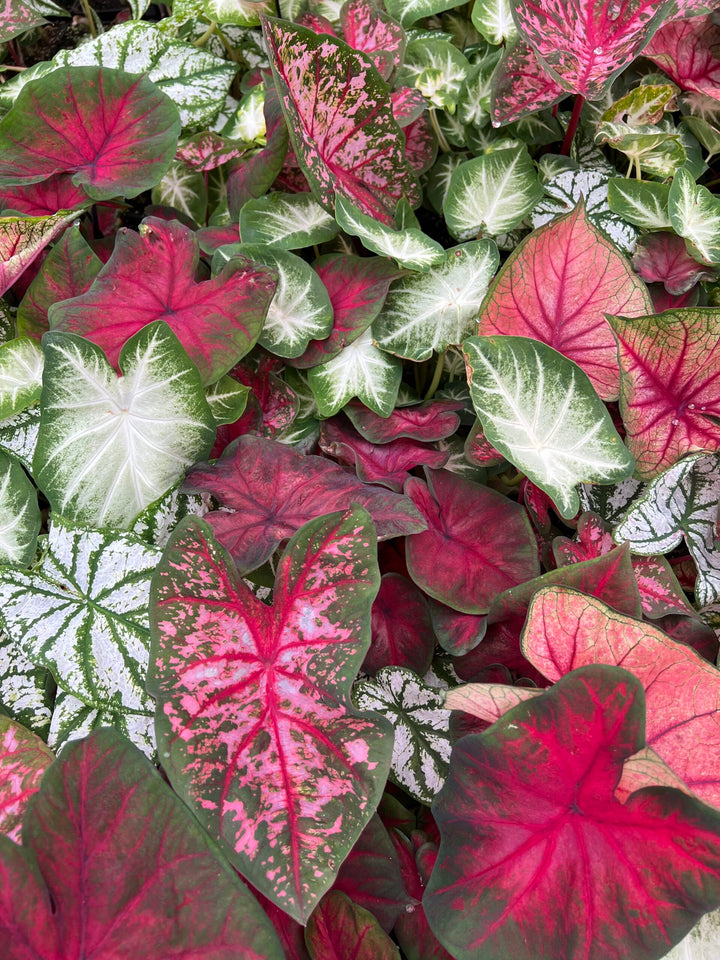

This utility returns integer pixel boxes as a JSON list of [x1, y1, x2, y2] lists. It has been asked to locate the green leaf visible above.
[[205, 375, 249, 426], [669, 168, 720, 264], [35, 322, 216, 530], [464, 335, 635, 519], [471, 0, 517, 45], [0, 338, 43, 420], [383, 0, 466, 27], [0, 516, 161, 752], [0, 451, 40, 566], [335, 196, 446, 271], [151, 161, 208, 225], [0, 406, 40, 472], [457, 53, 503, 130], [374, 241, 499, 361], [596, 122, 686, 179], [607, 178, 672, 230], [200, 0, 274, 25], [239, 192, 340, 249], [682, 116, 720, 162], [443, 146, 543, 241], [308, 329, 402, 417], [397, 37, 470, 113]]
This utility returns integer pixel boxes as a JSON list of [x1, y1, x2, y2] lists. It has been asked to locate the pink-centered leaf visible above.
[[345, 400, 463, 444], [363, 573, 435, 676], [0, 717, 53, 845], [341, 0, 406, 80], [424, 664, 720, 960], [615, 746, 694, 804], [263, 17, 420, 225], [607, 308, 720, 479], [478, 203, 653, 401], [49, 217, 276, 386], [0, 66, 180, 201], [644, 15, 720, 101], [176, 132, 250, 171], [0, 210, 81, 298], [465, 422, 506, 468], [227, 355, 298, 438], [148, 508, 393, 924], [305, 891, 401, 960], [632, 232, 716, 294], [404, 469, 540, 615], [491, 41, 566, 125], [0, 175, 88, 216], [522, 586, 720, 808], [0, 728, 284, 959], [391, 830, 455, 960]]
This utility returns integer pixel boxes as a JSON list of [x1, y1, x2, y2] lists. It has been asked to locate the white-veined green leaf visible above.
[[457, 53, 503, 129], [396, 38, 470, 113], [596, 122, 686, 179], [283, 367, 320, 421], [205, 375, 249, 425], [682, 116, 720, 162], [374, 241, 499, 361], [353, 667, 452, 804], [239, 192, 340, 250], [130, 481, 210, 549], [308, 328, 402, 417], [383, 0, 466, 27], [223, 85, 266, 143], [200, 0, 274, 25], [0, 337, 43, 420], [607, 179, 672, 230], [35, 322, 215, 531], [0, 451, 40, 566], [0, 629, 52, 739], [578, 476, 646, 525], [0, 516, 161, 752], [0, 406, 40, 472], [126, 0, 151, 16], [443, 146, 543, 241], [669, 168, 720, 264], [0, 22, 236, 129], [426, 153, 467, 215], [335, 196, 445, 270], [471, 0, 517, 45], [151, 161, 208, 225], [464, 335, 635, 519], [278, 0, 305, 18], [614, 454, 720, 607], [307, 0, 344, 22]]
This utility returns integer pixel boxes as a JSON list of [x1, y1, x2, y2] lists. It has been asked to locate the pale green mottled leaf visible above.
[[578, 476, 646, 525], [0, 338, 43, 420], [669, 168, 720, 264], [151, 161, 208, 225], [0, 451, 40, 566], [240, 192, 340, 250], [308, 328, 402, 417], [335, 196, 445, 270], [130, 481, 210, 550], [0, 629, 52, 740], [383, 0, 465, 27], [607, 179, 672, 230], [471, 0, 517, 45], [0, 406, 40, 472]]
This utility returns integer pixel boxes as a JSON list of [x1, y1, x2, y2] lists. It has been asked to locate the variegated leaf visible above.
[[239, 192, 340, 250], [0, 0, 67, 42], [607, 178, 672, 230], [669, 168, 720, 263], [353, 667, 452, 805], [0, 516, 161, 753], [0, 716, 53, 843], [471, 0, 517, 45], [204, 375, 249, 426], [0, 337, 43, 419], [396, 37, 471, 113], [0, 451, 40, 566], [151, 161, 208, 225], [383, 0, 466, 27], [579, 476, 647, 525], [0, 406, 40, 473], [0, 211, 83, 298], [130, 481, 209, 550], [335, 197, 445, 271], [308, 328, 402, 417], [0, 629, 52, 740]]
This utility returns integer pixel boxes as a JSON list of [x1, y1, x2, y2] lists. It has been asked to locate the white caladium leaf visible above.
[[0, 516, 161, 753], [0, 22, 235, 129], [353, 666, 452, 805], [0, 337, 43, 420], [578, 476, 647, 526], [308, 328, 402, 417], [374, 241, 499, 361], [663, 909, 720, 960], [464, 335, 635, 519], [669, 168, 720, 264], [204, 374, 249, 426], [0, 406, 40, 472], [215, 244, 333, 358], [614, 454, 720, 607], [457, 54, 503, 130], [151, 161, 208, 225], [0, 451, 40, 566], [335, 196, 445, 271], [444, 146, 543, 241], [607, 178, 672, 231], [35, 322, 216, 531], [0, 630, 53, 739], [397, 37, 470, 112], [239, 192, 340, 250], [130, 481, 210, 550], [200, 0, 274, 25], [384, 0, 466, 27], [471, 0, 517, 45]]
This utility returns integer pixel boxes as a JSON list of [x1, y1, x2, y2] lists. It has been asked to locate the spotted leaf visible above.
[[0, 717, 53, 844]]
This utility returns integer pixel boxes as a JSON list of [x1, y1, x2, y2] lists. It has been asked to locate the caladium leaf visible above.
[[49, 217, 276, 386], [0, 338, 43, 420], [305, 891, 401, 960], [0, 174, 88, 218], [472, 0, 517, 45], [0, 728, 285, 959], [151, 160, 208, 225], [383, 0, 465, 27], [335, 197, 446, 271], [263, 17, 420, 225], [490, 40, 566, 125], [579, 474, 646, 525], [607, 178, 672, 230], [464, 335, 635, 518], [205, 375, 249, 426], [0, 407, 39, 474], [183, 434, 425, 571], [341, 0, 405, 81], [0, 717, 53, 843], [354, 667, 452, 805], [424, 664, 720, 960], [149, 508, 393, 924], [364, 573, 435, 677], [404, 469, 539, 614], [607, 309, 720, 479], [0, 629, 53, 740], [645, 15, 720, 100], [614, 453, 720, 607], [35, 323, 216, 530], [374, 241, 499, 362], [345, 400, 462, 444], [429, 601, 487, 657], [632, 231, 716, 293], [200, 0, 275, 25], [0, 451, 40, 567], [0, 210, 82, 298], [0, 0, 67, 43], [397, 37, 470, 114], [478, 204, 652, 401], [444, 682, 540, 724], [443, 146, 543, 241], [669, 168, 720, 264], [240, 192, 341, 250], [0, 67, 180, 201], [522, 587, 720, 808], [130, 480, 209, 550]]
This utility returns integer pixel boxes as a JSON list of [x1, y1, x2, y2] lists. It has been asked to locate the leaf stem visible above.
[[424, 350, 446, 401], [194, 20, 217, 47], [80, 0, 99, 37], [560, 94, 584, 156], [429, 108, 451, 153]]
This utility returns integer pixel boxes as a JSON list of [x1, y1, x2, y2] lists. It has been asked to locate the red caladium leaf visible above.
[[522, 586, 720, 809], [511, 0, 672, 101], [424, 664, 720, 960], [428, 600, 487, 657], [0, 175, 88, 217], [391, 87, 428, 127], [465, 422, 506, 468], [0, 210, 81, 298], [176, 131, 249, 171], [648, 282, 699, 312], [553, 511, 616, 564], [632, 231, 716, 294], [341, 0, 406, 81], [184, 435, 425, 571], [49, 217, 276, 386], [644, 15, 720, 100], [404, 469, 540, 615], [0, 717, 53, 844], [305, 891, 401, 960], [227, 355, 298, 438], [263, 17, 420, 225], [392, 830, 455, 960], [607, 308, 720, 479], [149, 508, 393, 924], [363, 573, 435, 676], [345, 400, 463, 444], [227, 82, 289, 215], [0, 67, 180, 201], [491, 40, 566, 125], [478, 203, 653, 400], [0, 728, 284, 959]]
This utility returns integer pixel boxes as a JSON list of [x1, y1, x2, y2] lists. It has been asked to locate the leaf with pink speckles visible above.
[[491, 40, 566, 125], [340, 0, 405, 80], [262, 17, 420, 225], [0, 717, 52, 844], [0, 210, 82, 297], [644, 15, 720, 100], [148, 507, 393, 924]]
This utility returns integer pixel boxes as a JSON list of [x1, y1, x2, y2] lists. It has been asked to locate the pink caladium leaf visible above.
[[175, 131, 250, 171], [444, 682, 541, 724], [424, 664, 720, 960], [632, 231, 717, 294], [340, 0, 406, 80], [183, 433, 425, 573], [263, 17, 420, 225], [404, 469, 540, 615], [0, 728, 284, 959], [644, 15, 720, 100], [148, 508, 393, 924], [465, 422, 506, 468], [478, 203, 653, 400], [305, 891, 401, 960], [553, 511, 616, 564], [0, 67, 180, 201], [345, 400, 463, 444], [0, 717, 53, 844], [648, 282, 699, 312], [363, 573, 435, 676], [491, 40, 566, 125], [511, 0, 673, 101], [400, 112, 437, 176], [0, 1, 57, 43], [607, 309, 720, 479], [0, 174, 88, 217], [49, 217, 276, 386], [391, 87, 428, 127], [0, 210, 81, 298], [615, 745, 694, 803]]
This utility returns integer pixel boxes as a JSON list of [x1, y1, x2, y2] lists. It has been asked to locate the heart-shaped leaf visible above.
[[472, 0, 517, 45], [668, 168, 720, 264], [607, 177, 672, 230], [364, 573, 435, 676], [645, 15, 720, 100], [341, 0, 405, 80], [383, 0, 465, 27], [0, 450, 40, 566], [305, 891, 401, 960], [424, 664, 720, 960], [0, 0, 67, 43], [0, 728, 284, 959], [263, 17, 420, 225], [0, 338, 43, 420], [632, 231, 715, 293], [149, 508, 393, 923], [335, 197, 446, 271], [490, 40, 566, 125], [308, 328, 402, 418], [345, 401, 463, 444], [0, 210, 82, 297], [0, 717, 53, 843], [35, 322, 216, 530], [0, 67, 180, 201], [240, 192, 341, 250], [0, 174, 88, 217]]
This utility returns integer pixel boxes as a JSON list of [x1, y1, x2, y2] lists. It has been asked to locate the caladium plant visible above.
[[1, 0, 720, 958]]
